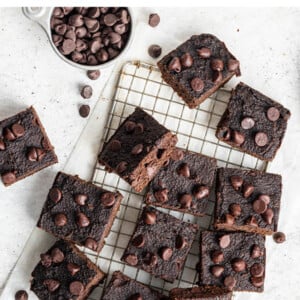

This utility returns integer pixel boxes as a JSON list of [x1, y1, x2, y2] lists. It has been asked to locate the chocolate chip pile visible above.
[[51, 7, 131, 65]]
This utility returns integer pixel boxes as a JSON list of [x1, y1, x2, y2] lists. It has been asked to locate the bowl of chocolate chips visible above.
[[23, 7, 133, 70]]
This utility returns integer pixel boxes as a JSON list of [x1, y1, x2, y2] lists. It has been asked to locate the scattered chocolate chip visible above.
[[131, 144, 143, 155], [160, 247, 173, 261], [224, 276, 236, 291], [243, 183, 254, 198], [74, 194, 88, 206], [51, 248, 65, 263], [124, 121, 136, 133], [181, 53, 193, 67], [223, 213, 235, 225], [1, 171, 16, 185], [49, 188, 62, 203], [231, 258, 246, 272], [267, 107, 280, 122], [218, 126, 231, 141], [128, 293, 143, 300], [251, 276, 264, 288], [255, 132, 268, 147], [212, 71, 223, 84], [144, 253, 158, 266], [143, 211, 156, 225], [273, 232, 286, 244], [177, 163, 190, 177], [77, 212, 90, 227], [228, 59, 240, 72], [171, 149, 184, 161], [191, 77, 204, 92], [69, 14, 84, 27], [251, 244, 263, 258], [55, 23, 67, 35], [100, 192, 116, 207], [15, 290, 28, 300], [262, 208, 274, 224], [175, 235, 187, 250], [219, 234, 231, 248], [232, 130, 245, 145], [12, 123, 25, 138], [54, 213, 67, 227], [193, 185, 209, 200], [246, 216, 258, 227], [85, 238, 97, 251], [114, 23, 127, 34], [43, 279, 60, 292], [154, 188, 168, 203], [229, 203, 242, 217], [0, 139, 5, 150], [87, 7, 100, 18], [211, 59, 224, 71], [67, 262, 81, 276], [148, 13, 160, 27], [134, 123, 144, 134], [197, 47, 211, 58], [258, 194, 270, 205], [124, 254, 138, 266], [80, 85, 93, 99], [211, 265, 224, 277], [250, 263, 264, 277], [108, 31, 121, 44], [230, 175, 243, 191], [211, 250, 224, 264], [4, 128, 16, 141], [132, 234, 145, 248], [27, 147, 45, 162], [116, 161, 128, 173], [241, 117, 255, 129], [79, 104, 90, 118], [109, 140, 121, 152], [179, 193, 193, 209], [87, 69, 100, 80], [40, 254, 52, 267], [252, 198, 267, 214], [69, 281, 84, 295], [104, 14, 118, 26], [168, 57, 181, 73], [148, 44, 162, 58]]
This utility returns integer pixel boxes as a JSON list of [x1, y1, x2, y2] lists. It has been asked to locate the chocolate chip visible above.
[[180, 53, 193, 67], [124, 121, 136, 133], [87, 7, 100, 18], [168, 57, 181, 73], [148, 44, 162, 58], [252, 199, 267, 214], [55, 23, 67, 35], [262, 208, 274, 224], [1, 171, 16, 185], [211, 265, 224, 277], [109, 140, 121, 151], [40, 254, 52, 267], [241, 117, 255, 129], [69, 14, 84, 27], [27, 147, 45, 162], [251, 276, 264, 288], [273, 232, 286, 244], [53, 7, 64, 18], [250, 263, 264, 277], [230, 175, 243, 191], [71, 51, 83, 63], [131, 144, 143, 155], [211, 250, 224, 264], [228, 59, 240, 72], [85, 238, 97, 251], [79, 104, 90, 118], [258, 194, 270, 205], [232, 130, 245, 146], [229, 203, 242, 217], [49, 188, 62, 203], [100, 192, 116, 207], [145, 253, 158, 267], [76, 39, 88, 52], [193, 185, 209, 200], [132, 234, 145, 248], [197, 47, 211, 58], [154, 188, 168, 203], [212, 71, 223, 84], [74, 194, 87, 206], [218, 127, 231, 141], [224, 276, 236, 291], [52, 34, 64, 46], [148, 13, 160, 27], [87, 70, 100, 80], [12, 123, 25, 138], [219, 234, 230, 248], [251, 244, 263, 258], [89, 39, 102, 53], [116, 161, 128, 173], [134, 123, 144, 134], [143, 211, 156, 225], [44, 279, 60, 292], [177, 163, 190, 177], [267, 107, 280, 122], [128, 294, 143, 300], [124, 254, 138, 266], [75, 27, 88, 38], [80, 85, 93, 99], [255, 132, 268, 147], [69, 281, 84, 295], [0, 139, 5, 150], [114, 23, 127, 34], [67, 263, 81, 276], [77, 212, 90, 227], [175, 235, 187, 250], [223, 213, 235, 225], [88, 54, 99, 65], [243, 183, 254, 198], [51, 248, 65, 263], [211, 59, 224, 71], [171, 148, 184, 161], [160, 247, 173, 261], [104, 14, 118, 26], [61, 39, 76, 55], [179, 194, 193, 209], [231, 258, 246, 272], [54, 213, 67, 227], [191, 77, 204, 92], [15, 290, 28, 300], [246, 216, 258, 227]]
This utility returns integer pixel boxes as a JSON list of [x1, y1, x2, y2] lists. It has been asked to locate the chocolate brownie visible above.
[[157, 34, 240, 109], [146, 148, 217, 216], [216, 82, 291, 161], [121, 206, 198, 282], [98, 107, 177, 192], [31, 240, 105, 300], [199, 231, 266, 292], [214, 168, 282, 235], [37, 172, 122, 252], [0, 106, 57, 186], [102, 271, 168, 300], [170, 286, 232, 300]]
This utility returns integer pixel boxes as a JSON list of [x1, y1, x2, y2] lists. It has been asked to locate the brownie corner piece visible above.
[[30, 239, 105, 300], [0, 106, 58, 186], [216, 82, 291, 161], [157, 34, 240, 109], [146, 148, 217, 216], [37, 171, 122, 252], [98, 107, 177, 192], [121, 206, 198, 282], [102, 271, 167, 300], [214, 167, 281, 235], [200, 231, 266, 292]]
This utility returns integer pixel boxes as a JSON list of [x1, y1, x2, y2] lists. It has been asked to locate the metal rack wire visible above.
[[84, 61, 268, 299]]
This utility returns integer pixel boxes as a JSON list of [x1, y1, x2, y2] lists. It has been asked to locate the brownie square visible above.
[[37, 172, 122, 252], [0, 106, 57, 186], [102, 271, 167, 300], [121, 206, 198, 282], [170, 286, 232, 300], [216, 82, 291, 161], [214, 168, 281, 235], [200, 231, 266, 292], [98, 107, 177, 192], [146, 148, 217, 216], [157, 34, 240, 109], [31, 240, 105, 300]]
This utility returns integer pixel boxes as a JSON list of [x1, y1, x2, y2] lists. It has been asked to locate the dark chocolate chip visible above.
[[89, 39, 102, 53], [148, 44, 162, 58], [12, 123, 25, 138], [109, 139, 121, 152], [143, 211, 156, 225], [27, 147, 45, 162], [229, 203, 242, 217], [124, 254, 138, 266], [258, 194, 270, 204], [197, 47, 211, 58], [180, 52, 193, 67], [243, 183, 254, 198], [108, 32, 121, 44], [67, 263, 81, 276], [134, 123, 144, 134], [116, 161, 128, 173], [224, 276, 236, 291], [171, 148, 184, 161], [160, 247, 173, 261], [74, 194, 87, 206], [273, 232, 286, 244], [51, 248, 65, 263], [77, 212, 90, 227], [119, 9, 130, 24], [251, 244, 263, 258], [250, 263, 264, 277], [65, 30, 77, 42], [76, 39, 88, 52], [255, 132, 268, 147], [175, 235, 187, 250], [85, 238, 97, 251], [193, 185, 209, 200], [114, 23, 127, 35], [124, 121, 136, 133], [87, 70, 100, 80], [52, 34, 64, 46], [69, 14, 84, 27], [145, 253, 158, 266], [168, 57, 181, 73], [53, 7, 64, 18], [232, 130, 245, 145], [190, 77, 204, 92], [2, 171, 16, 185], [212, 71, 223, 84], [79, 104, 90, 118], [179, 194, 193, 209], [69, 281, 84, 296], [131, 144, 143, 155], [231, 258, 246, 272], [63, 7, 74, 15], [262, 208, 274, 224], [154, 188, 168, 203], [132, 234, 145, 248], [177, 163, 190, 177], [54, 213, 67, 227], [223, 213, 235, 225], [71, 50, 83, 62], [61, 39, 76, 55], [51, 17, 63, 30], [104, 14, 118, 26], [251, 276, 264, 288], [87, 54, 98, 65], [246, 216, 258, 227], [211, 265, 224, 277], [148, 13, 160, 27], [230, 175, 243, 191], [43, 279, 60, 292], [211, 59, 224, 71], [100, 192, 116, 207], [267, 107, 280, 122], [252, 199, 267, 214], [80, 85, 93, 99], [211, 250, 224, 264], [87, 7, 100, 18], [228, 59, 240, 72], [15, 290, 28, 300], [219, 234, 230, 248], [75, 27, 88, 38], [49, 188, 62, 203], [40, 254, 52, 267], [0, 138, 5, 150], [241, 117, 255, 129], [54, 23, 67, 35]]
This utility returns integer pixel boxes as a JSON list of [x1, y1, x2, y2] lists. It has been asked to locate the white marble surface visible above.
[[0, 6, 300, 299]]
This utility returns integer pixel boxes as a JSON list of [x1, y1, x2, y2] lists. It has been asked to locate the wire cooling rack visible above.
[[84, 61, 268, 299]]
